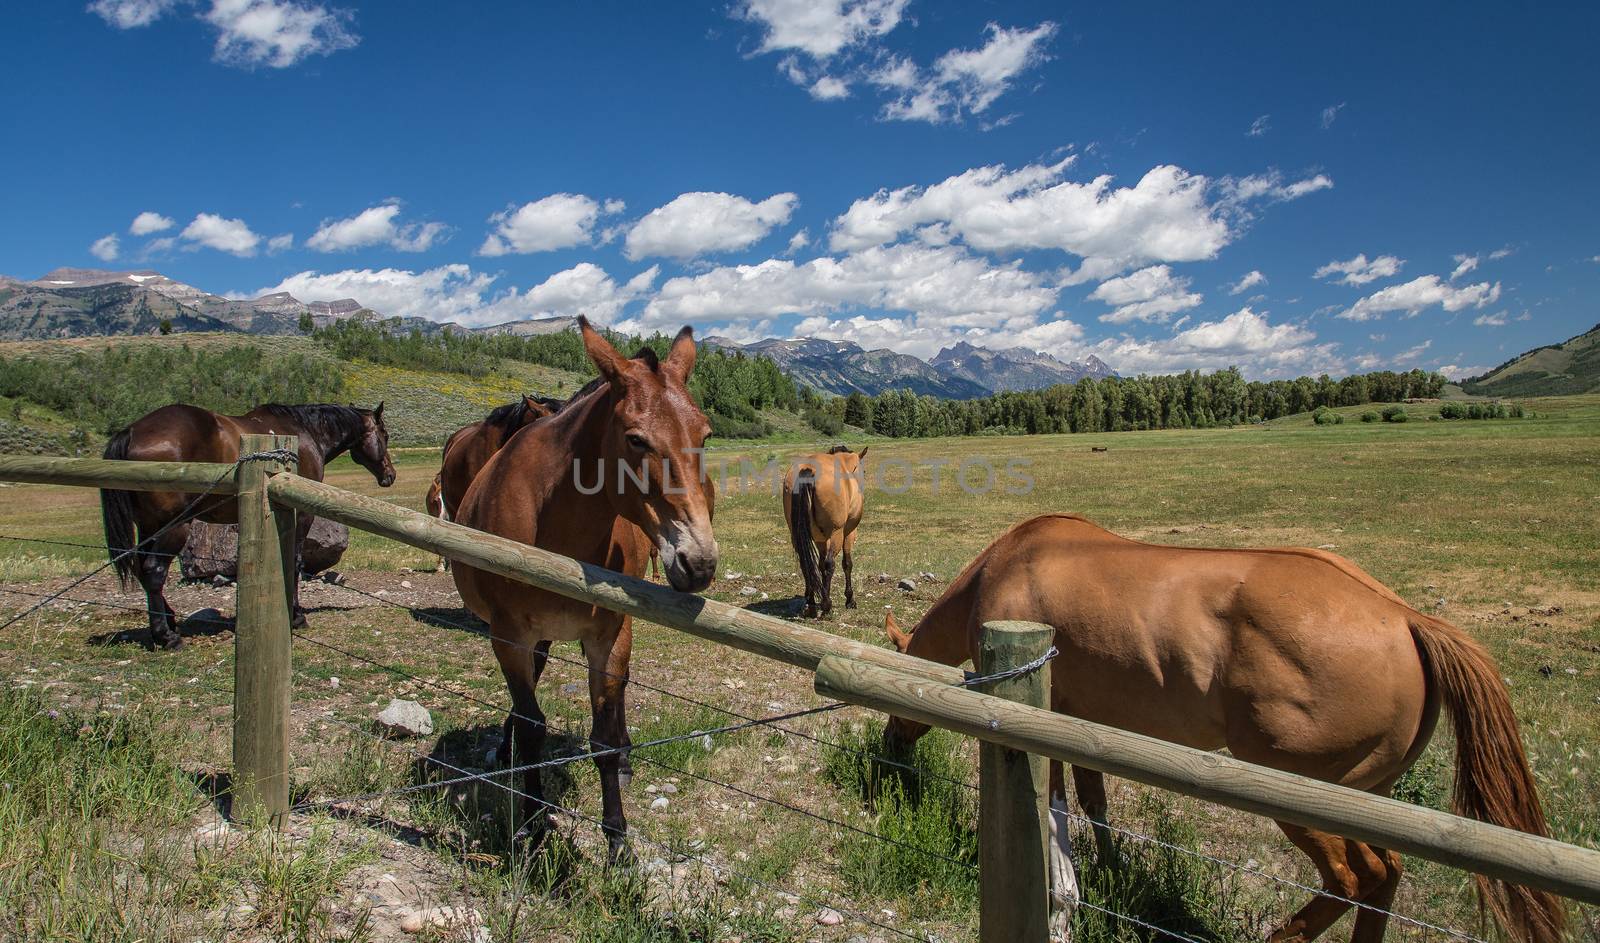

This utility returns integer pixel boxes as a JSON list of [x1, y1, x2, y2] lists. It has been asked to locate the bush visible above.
[[804, 407, 843, 436], [1360, 411, 1380, 423], [1438, 402, 1466, 419], [1312, 406, 1336, 425], [1381, 405, 1408, 423]]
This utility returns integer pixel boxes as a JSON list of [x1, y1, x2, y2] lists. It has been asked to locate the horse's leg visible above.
[[583, 619, 634, 864], [289, 513, 313, 629], [137, 523, 186, 650], [819, 535, 840, 618], [492, 640, 550, 766], [842, 529, 857, 609], [1350, 849, 1403, 943], [1047, 760, 1080, 941], [492, 634, 549, 847], [1071, 764, 1117, 863], [1270, 823, 1394, 943]]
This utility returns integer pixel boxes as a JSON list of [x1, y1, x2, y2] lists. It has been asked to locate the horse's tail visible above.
[[1408, 613, 1565, 943], [100, 427, 139, 590], [788, 473, 821, 603]]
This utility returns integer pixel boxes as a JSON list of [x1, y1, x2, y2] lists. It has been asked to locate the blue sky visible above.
[[3, 1, 1597, 379]]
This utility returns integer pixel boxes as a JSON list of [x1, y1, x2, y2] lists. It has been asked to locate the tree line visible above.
[[312, 318, 800, 438], [800, 367, 1449, 438]]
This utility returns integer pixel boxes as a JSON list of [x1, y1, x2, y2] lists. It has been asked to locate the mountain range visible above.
[[1, 267, 1116, 398]]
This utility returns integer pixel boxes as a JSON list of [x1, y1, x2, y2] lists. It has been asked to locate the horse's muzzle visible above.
[[659, 526, 717, 593]]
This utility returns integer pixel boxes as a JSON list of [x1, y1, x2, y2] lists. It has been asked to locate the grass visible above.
[[1, 392, 1598, 940]]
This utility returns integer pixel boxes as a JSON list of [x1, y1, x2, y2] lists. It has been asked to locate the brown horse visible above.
[[782, 446, 866, 617], [436, 394, 559, 521], [882, 514, 1562, 943], [101, 403, 395, 649], [452, 318, 716, 858]]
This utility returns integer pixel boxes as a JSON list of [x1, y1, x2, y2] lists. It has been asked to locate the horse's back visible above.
[[124, 403, 230, 462]]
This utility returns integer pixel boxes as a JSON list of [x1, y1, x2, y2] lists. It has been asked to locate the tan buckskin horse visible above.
[[452, 318, 716, 858], [782, 445, 866, 618], [882, 514, 1562, 943], [101, 403, 395, 649]]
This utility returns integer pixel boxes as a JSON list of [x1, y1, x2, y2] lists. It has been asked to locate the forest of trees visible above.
[[799, 367, 1449, 438], [313, 318, 799, 437]]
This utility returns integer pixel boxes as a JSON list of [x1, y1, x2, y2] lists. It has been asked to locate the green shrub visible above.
[[1438, 402, 1466, 419], [1381, 405, 1408, 423], [804, 407, 844, 436], [1311, 406, 1336, 425], [1360, 411, 1380, 423]]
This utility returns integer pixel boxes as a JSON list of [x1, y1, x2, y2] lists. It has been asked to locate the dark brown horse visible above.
[[452, 318, 716, 858], [101, 403, 395, 649], [436, 394, 559, 521]]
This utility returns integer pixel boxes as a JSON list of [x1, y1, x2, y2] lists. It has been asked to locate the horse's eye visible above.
[[625, 433, 649, 451]]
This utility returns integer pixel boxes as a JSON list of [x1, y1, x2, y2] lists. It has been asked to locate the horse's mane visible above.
[[826, 444, 854, 454], [256, 403, 369, 443]]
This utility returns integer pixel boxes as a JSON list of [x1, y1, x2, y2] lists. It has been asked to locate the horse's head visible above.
[[882, 610, 932, 755], [825, 444, 867, 476], [354, 402, 396, 487], [580, 317, 717, 593]]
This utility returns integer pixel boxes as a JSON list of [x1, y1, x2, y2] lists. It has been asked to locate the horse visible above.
[[782, 446, 866, 618], [436, 394, 559, 520], [452, 318, 717, 859], [100, 402, 396, 649], [881, 513, 1562, 943]]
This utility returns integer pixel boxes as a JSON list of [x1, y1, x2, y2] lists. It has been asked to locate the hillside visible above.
[[1461, 321, 1600, 397]]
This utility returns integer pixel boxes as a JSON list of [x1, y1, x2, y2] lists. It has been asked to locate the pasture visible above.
[[0, 394, 1596, 942]]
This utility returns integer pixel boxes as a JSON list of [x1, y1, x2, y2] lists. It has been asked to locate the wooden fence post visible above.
[[233, 434, 297, 825], [977, 620, 1054, 943]]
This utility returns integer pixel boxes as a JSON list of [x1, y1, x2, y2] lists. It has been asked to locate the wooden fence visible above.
[[2, 440, 1599, 943]]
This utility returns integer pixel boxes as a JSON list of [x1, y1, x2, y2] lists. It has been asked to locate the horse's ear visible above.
[[885, 611, 911, 652], [664, 325, 696, 379], [858, 446, 868, 462], [374, 401, 384, 422], [523, 394, 553, 418], [579, 316, 631, 384]]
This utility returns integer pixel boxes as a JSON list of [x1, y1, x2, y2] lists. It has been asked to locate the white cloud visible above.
[[90, 234, 121, 262], [1393, 340, 1431, 364], [246, 263, 658, 329], [624, 192, 798, 261], [1450, 253, 1480, 280], [785, 228, 811, 254], [1320, 102, 1346, 129], [204, 0, 358, 69], [1336, 275, 1501, 322], [809, 75, 851, 100], [1313, 253, 1404, 286], [831, 159, 1322, 277], [1219, 170, 1334, 204], [640, 243, 1058, 334], [1473, 312, 1508, 327], [267, 233, 294, 253], [305, 202, 447, 253], [1083, 307, 1340, 378], [1228, 270, 1267, 295], [479, 194, 619, 256], [1088, 265, 1202, 324], [129, 211, 175, 236], [1247, 115, 1270, 137], [88, 0, 178, 28], [736, 0, 908, 59], [1439, 363, 1489, 381], [758, 311, 1088, 362], [876, 21, 1058, 124], [180, 212, 260, 256]]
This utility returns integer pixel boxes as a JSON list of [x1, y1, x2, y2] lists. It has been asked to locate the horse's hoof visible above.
[[152, 631, 183, 651], [606, 838, 635, 868], [290, 611, 309, 630], [844, 599, 857, 609]]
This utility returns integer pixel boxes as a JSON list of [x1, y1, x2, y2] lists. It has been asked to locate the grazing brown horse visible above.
[[782, 446, 866, 617], [882, 514, 1562, 943], [101, 403, 395, 649], [436, 394, 558, 521], [452, 318, 716, 858]]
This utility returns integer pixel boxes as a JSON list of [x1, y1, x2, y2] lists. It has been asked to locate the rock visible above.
[[1317, 544, 1336, 550], [919, 571, 937, 582], [211, 574, 231, 588], [322, 570, 345, 585], [739, 586, 761, 597], [816, 908, 844, 927], [300, 518, 349, 575], [1538, 665, 1553, 678], [560, 681, 584, 696], [660, 782, 679, 794], [328, 677, 340, 689], [896, 578, 916, 592], [725, 571, 744, 580], [650, 796, 670, 812], [182, 522, 239, 581], [194, 820, 238, 848], [400, 579, 414, 589], [876, 573, 892, 583], [399, 906, 481, 934], [377, 698, 433, 737]]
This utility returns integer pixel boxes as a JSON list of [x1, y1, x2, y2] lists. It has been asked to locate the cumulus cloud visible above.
[[1228, 270, 1267, 295], [830, 159, 1325, 278], [1247, 115, 1270, 137], [736, 0, 908, 59], [479, 194, 620, 256], [1218, 170, 1334, 205], [129, 211, 176, 235], [244, 262, 656, 329], [88, 0, 178, 28], [90, 234, 121, 261], [785, 228, 811, 254], [879, 21, 1059, 123], [624, 192, 798, 261], [267, 233, 294, 253], [1088, 265, 1202, 324], [305, 202, 447, 253], [92, 0, 358, 68], [181, 212, 260, 256], [1313, 253, 1404, 286], [639, 243, 1058, 333], [1336, 275, 1501, 322], [1450, 247, 1514, 280], [1085, 307, 1340, 378], [1473, 312, 1508, 327], [1439, 363, 1489, 380]]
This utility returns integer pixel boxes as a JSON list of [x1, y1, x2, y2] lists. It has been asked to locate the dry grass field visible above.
[[0, 394, 1596, 942]]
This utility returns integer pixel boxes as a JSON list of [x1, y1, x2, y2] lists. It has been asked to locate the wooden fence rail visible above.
[[3, 449, 1599, 941]]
